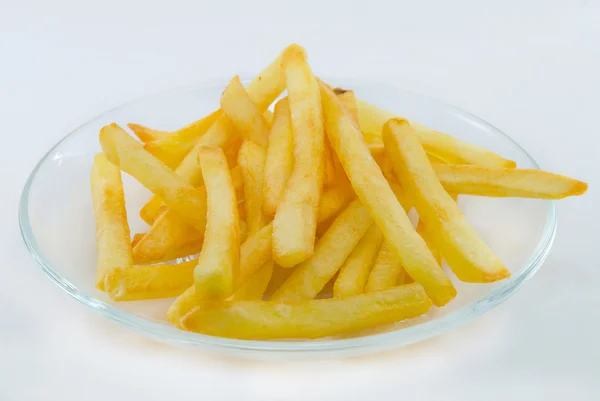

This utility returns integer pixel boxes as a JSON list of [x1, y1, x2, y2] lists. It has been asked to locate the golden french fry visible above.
[[333, 224, 384, 298], [433, 163, 588, 199], [263, 109, 274, 126], [221, 76, 271, 148], [264, 263, 294, 298], [181, 283, 432, 340], [134, 207, 204, 264], [139, 110, 223, 168], [230, 261, 273, 301], [272, 200, 373, 302], [384, 118, 510, 283], [320, 83, 456, 306], [365, 242, 407, 292], [263, 97, 294, 216], [273, 50, 325, 267], [139, 165, 242, 226], [99, 124, 207, 232], [193, 147, 240, 298], [140, 44, 304, 215], [238, 141, 268, 236], [131, 233, 145, 248], [357, 99, 517, 168], [127, 123, 169, 143], [239, 220, 248, 243], [416, 221, 442, 266], [91, 153, 133, 290], [168, 223, 273, 325], [334, 88, 359, 123], [104, 260, 196, 301]]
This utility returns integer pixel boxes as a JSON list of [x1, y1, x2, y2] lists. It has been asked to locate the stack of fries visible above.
[[91, 44, 588, 340]]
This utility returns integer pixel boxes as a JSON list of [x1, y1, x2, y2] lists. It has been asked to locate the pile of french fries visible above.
[[91, 44, 588, 340]]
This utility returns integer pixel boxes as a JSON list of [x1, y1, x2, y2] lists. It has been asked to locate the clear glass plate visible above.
[[19, 78, 556, 359]]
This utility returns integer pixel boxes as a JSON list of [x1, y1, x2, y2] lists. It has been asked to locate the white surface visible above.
[[1, 1, 599, 399]]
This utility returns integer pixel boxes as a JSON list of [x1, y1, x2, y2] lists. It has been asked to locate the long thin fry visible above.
[[91, 153, 133, 290], [230, 261, 274, 301], [365, 242, 407, 292], [238, 141, 268, 236], [273, 49, 325, 267], [272, 200, 373, 302], [263, 97, 294, 216], [384, 118, 510, 283], [357, 99, 516, 168], [181, 284, 432, 340], [319, 82, 456, 306], [104, 260, 196, 301], [433, 163, 588, 199], [193, 147, 239, 298], [333, 224, 384, 298], [221, 76, 271, 148]]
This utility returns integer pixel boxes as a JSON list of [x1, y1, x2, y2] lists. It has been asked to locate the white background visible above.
[[1, 0, 599, 400]]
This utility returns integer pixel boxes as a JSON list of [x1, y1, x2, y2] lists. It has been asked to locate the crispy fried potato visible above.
[[273, 50, 325, 267], [127, 123, 169, 143], [333, 224, 384, 298], [104, 260, 196, 301], [168, 223, 273, 324], [91, 153, 133, 290], [272, 200, 373, 302], [263, 97, 294, 216], [238, 141, 268, 236], [334, 88, 359, 123], [181, 283, 432, 340], [317, 181, 356, 223], [139, 165, 242, 226], [140, 110, 223, 168], [433, 163, 588, 199], [193, 147, 239, 298], [384, 119, 510, 282], [357, 99, 516, 168], [320, 83, 456, 306], [140, 44, 304, 215], [131, 233, 145, 248], [365, 242, 407, 292], [221, 76, 271, 148], [230, 261, 274, 301], [416, 221, 442, 266], [99, 124, 208, 232]]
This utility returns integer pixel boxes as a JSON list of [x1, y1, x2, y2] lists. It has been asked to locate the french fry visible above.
[[365, 242, 408, 292], [334, 88, 359, 123], [127, 123, 169, 143], [230, 261, 274, 301], [104, 260, 196, 301], [139, 165, 243, 226], [317, 181, 356, 223], [99, 124, 208, 232], [91, 153, 133, 290], [383, 118, 510, 282], [357, 99, 517, 168], [140, 44, 305, 216], [193, 147, 239, 299], [167, 223, 273, 325], [181, 283, 432, 340], [272, 200, 373, 302], [131, 233, 145, 248], [433, 163, 588, 199], [134, 208, 204, 264], [333, 224, 384, 298], [139, 110, 223, 168], [221, 76, 271, 148], [273, 50, 325, 267], [320, 83, 456, 306], [263, 97, 294, 216], [238, 141, 268, 236], [416, 221, 442, 266]]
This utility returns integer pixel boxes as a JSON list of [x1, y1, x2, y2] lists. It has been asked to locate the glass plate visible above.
[[19, 78, 556, 359]]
